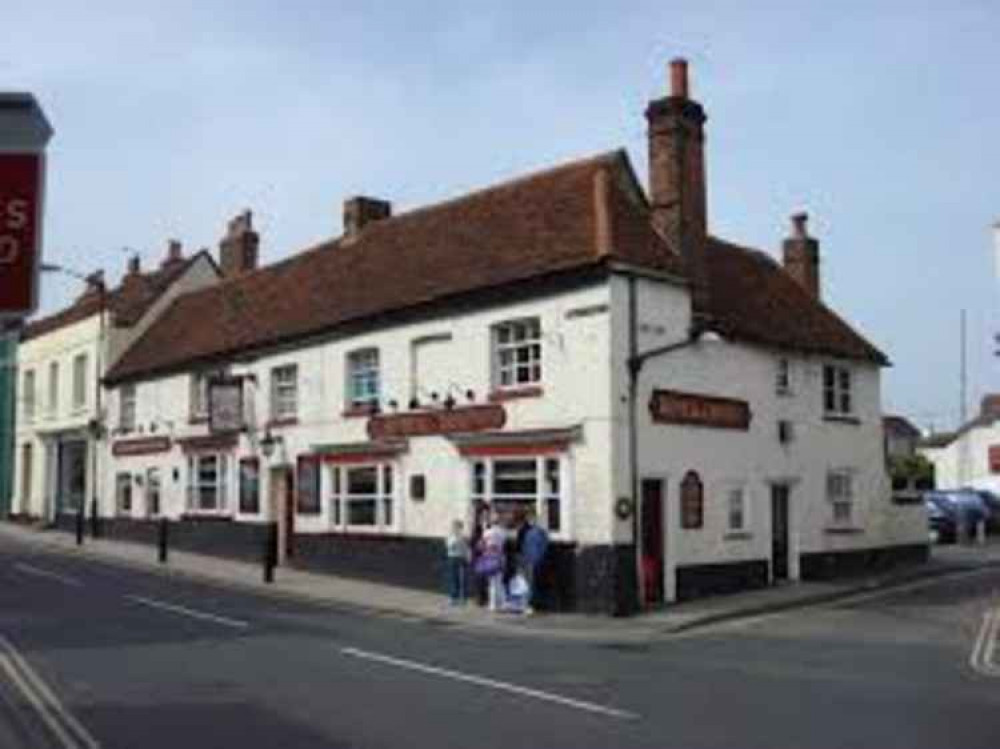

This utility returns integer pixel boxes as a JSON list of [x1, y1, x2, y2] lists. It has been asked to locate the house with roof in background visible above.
[[95, 59, 927, 614], [10, 243, 218, 525], [919, 395, 1000, 492]]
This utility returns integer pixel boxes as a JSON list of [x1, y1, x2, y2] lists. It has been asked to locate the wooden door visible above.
[[771, 485, 790, 582], [640, 478, 665, 606]]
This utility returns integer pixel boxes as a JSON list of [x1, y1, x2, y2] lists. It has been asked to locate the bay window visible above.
[[328, 463, 395, 530], [186, 453, 229, 512], [470, 456, 564, 534]]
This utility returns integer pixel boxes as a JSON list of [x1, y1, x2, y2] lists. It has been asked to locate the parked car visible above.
[[925, 497, 956, 544], [925, 491, 990, 542], [959, 489, 1000, 533]]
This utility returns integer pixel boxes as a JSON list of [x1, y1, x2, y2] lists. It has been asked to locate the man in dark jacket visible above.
[[519, 507, 550, 614]]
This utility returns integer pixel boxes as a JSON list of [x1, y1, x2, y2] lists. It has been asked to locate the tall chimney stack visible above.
[[219, 210, 259, 279], [646, 58, 709, 317], [781, 212, 821, 299]]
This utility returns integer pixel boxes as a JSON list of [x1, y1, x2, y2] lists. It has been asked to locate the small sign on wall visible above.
[[649, 389, 751, 431], [989, 445, 1000, 474]]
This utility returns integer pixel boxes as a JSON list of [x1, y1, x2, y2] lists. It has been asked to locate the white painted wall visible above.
[[102, 282, 616, 544], [13, 254, 220, 520], [608, 272, 925, 600], [920, 422, 1000, 490]]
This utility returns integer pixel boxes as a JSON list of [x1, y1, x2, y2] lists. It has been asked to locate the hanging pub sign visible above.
[[368, 404, 506, 441], [208, 376, 245, 434], [0, 93, 53, 321], [649, 389, 751, 431]]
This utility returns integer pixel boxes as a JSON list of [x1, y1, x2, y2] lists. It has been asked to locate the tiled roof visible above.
[[21, 254, 202, 342], [702, 238, 889, 365], [106, 150, 887, 384], [883, 415, 921, 438]]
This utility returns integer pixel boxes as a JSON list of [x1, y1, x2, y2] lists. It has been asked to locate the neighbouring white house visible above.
[[919, 395, 1000, 492], [96, 60, 926, 614], [11, 242, 218, 524]]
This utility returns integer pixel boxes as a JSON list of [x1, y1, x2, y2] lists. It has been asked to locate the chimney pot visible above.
[[670, 58, 689, 99], [791, 212, 809, 239], [127, 255, 141, 275], [163, 239, 183, 266]]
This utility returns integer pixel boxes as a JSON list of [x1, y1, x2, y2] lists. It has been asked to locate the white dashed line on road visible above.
[[340, 646, 640, 721], [13, 563, 83, 588], [125, 595, 250, 629]]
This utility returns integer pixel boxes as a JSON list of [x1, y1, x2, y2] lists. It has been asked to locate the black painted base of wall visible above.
[[51, 514, 271, 564], [675, 560, 770, 602], [799, 543, 929, 581]]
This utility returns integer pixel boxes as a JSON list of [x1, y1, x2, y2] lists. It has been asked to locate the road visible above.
[[0, 537, 997, 749]]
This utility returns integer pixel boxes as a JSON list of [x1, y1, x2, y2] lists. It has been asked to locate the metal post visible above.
[[75, 503, 84, 546], [158, 516, 168, 564], [263, 521, 277, 583], [89, 498, 98, 538]]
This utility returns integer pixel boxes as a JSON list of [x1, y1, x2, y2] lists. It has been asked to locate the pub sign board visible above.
[[208, 376, 245, 434], [989, 445, 1000, 474], [0, 93, 53, 321], [368, 404, 506, 441], [649, 389, 751, 431]]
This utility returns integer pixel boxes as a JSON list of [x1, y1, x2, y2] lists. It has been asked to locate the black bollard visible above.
[[75, 504, 84, 546], [89, 499, 99, 539], [263, 521, 277, 584], [158, 517, 168, 564]]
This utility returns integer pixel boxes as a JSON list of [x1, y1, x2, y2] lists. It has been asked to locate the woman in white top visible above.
[[481, 510, 508, 611]]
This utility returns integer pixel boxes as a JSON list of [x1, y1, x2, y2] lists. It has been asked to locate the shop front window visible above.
[[186, 454, 229, 512], [328, 463, 395, 531], [470, 455, 564, 534]]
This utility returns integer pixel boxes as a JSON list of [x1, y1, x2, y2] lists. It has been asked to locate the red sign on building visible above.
[[649, 389, 751, 431], [367, 405, 506, 441], [988, 445, 1000, 474], [0, 153, 42, 318], [0, 93, 53, 321]]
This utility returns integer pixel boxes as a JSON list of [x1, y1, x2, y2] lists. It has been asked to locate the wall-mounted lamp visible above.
[[408, 397, 420, 410], [260, 428, 282, 459]]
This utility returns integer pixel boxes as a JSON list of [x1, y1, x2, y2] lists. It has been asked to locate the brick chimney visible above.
[[782, 212, 821, 299], [126, 254, 141, 275], [219, 210, 259, 279], [161, 238, 184, 269], [646, 59, 709, 318], [343, 196, 391, 239], [981, 394, 1000, 419]]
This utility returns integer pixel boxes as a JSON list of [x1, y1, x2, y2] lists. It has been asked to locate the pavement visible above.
[[2, 520, 1000, 642], [0, 528, 998, 748]]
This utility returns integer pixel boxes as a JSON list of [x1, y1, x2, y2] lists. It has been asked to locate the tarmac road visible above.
[[0, 536, 997, 749]]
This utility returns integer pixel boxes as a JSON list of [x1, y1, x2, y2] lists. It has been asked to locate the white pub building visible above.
[[93, 61, 925, 613]]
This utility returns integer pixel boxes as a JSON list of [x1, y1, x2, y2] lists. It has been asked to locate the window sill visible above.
[[823, 414, 861, 425], [724, 531, 753, 540], [488, 385, 544, 403], [266, 417, 299, 429], [342, 405, 377, 419], [188, 416, 209, 426], [823, 526, 864, 535], [775, 388, 794, 398]]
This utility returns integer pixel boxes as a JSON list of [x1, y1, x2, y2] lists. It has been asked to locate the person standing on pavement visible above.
[[519, 507, 550, 615], [445, 519, 471, 605], [479, 509, 507, 612]]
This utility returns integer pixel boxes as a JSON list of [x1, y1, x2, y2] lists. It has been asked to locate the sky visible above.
[[2, 0, 998, 431]]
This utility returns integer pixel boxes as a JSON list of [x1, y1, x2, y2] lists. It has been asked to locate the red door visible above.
[[641, 479, 665, 606]]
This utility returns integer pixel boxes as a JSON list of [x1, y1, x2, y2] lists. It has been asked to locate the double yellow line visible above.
[[0, 635, 100, 749], [969, 604, 1000, 677]]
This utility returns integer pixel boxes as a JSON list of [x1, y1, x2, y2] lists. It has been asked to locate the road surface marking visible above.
[[14, 562, 83, 587], [970, 605, 1000, 677], [340, 646, 639, 721], [0, 635, 100, 749], [125, 595, 250, 629]]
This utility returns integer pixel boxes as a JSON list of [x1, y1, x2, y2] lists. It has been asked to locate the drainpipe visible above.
[[625, 280, 709, 613]]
